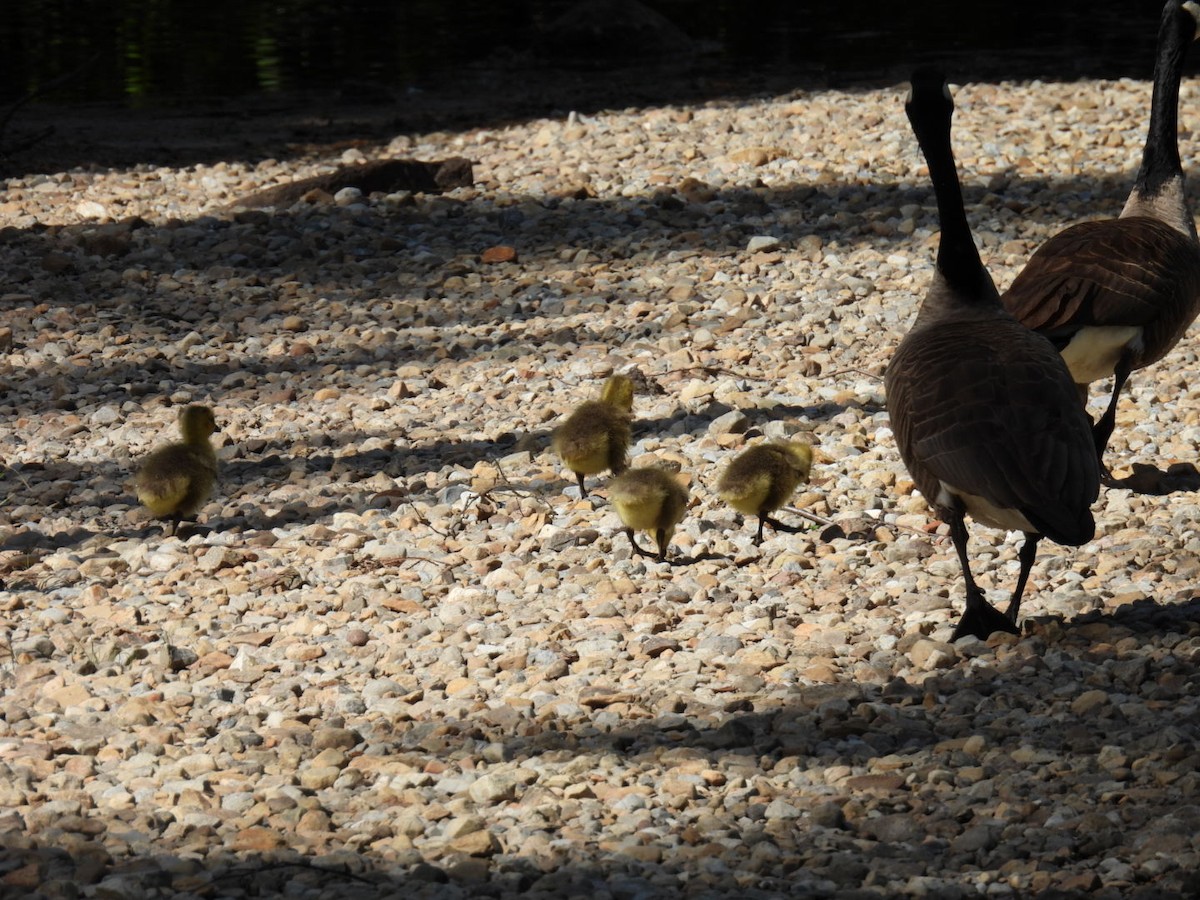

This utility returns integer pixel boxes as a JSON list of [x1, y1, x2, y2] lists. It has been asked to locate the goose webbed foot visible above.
[[946, 511, 1017, 641], [1099, 464, 1121, 489], [952, 589, 1021, 642]]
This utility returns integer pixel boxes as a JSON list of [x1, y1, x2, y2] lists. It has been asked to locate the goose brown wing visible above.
[[1001, 218, 1200, 343], [887, 321, 1098, 544]]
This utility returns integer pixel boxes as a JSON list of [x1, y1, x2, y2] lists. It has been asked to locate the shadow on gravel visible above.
[[0, 500, 359, 556], [1103, 461, 1200, 496], [0, 171, 1151, 419], [1068, 594, 1200, 633], [2, 59, 867, 176], [387, 598, 1200, 765], [0, 449, 362, 552], [0, 596, 1197, 898], [0, 172, 1157, 302]]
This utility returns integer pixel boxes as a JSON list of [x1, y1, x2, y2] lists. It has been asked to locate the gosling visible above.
[[135, 404, 219, 536], [552, 374, 634, 498], [608, 464, 688, 562], [717, 440, 814, 545]]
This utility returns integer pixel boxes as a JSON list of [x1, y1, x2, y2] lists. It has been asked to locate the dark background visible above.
[[0, 0, 1187, 106], [1, 0, 1195, 175]]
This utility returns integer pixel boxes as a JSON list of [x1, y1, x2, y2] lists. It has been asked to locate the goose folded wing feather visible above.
[[901, 341, 1095, 513], [1006, 219, 1195, 331]]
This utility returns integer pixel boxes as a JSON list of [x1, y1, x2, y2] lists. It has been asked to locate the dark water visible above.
[[0, 0, 1188, 107]]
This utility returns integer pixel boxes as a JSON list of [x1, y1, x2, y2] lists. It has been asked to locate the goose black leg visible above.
[[1094, 354, 1133, 484], [576, 472, 589, 499], [947, 509, 1020, 641], [1005, 534, 1041, 624]]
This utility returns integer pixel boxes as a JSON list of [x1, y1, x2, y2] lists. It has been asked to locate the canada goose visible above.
[[552, 374, 634, 498], [886, 70, 1100, 641], [717, 440, 813, 544], [135, 404, 219, 536], [608, 463, 688, 562], [1001, 0, 1200, 477]]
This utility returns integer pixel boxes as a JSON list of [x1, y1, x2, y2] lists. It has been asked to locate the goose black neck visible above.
[[1135, 2, 1194, 196], [908, 101, 995, 304]]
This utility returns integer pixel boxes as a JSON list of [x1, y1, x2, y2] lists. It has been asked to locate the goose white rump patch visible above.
[[1060, 325, 1143, 384], [937, 483, 1037, 533]]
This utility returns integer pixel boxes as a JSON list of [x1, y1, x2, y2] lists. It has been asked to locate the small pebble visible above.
[[1, 73, 1196, 900]]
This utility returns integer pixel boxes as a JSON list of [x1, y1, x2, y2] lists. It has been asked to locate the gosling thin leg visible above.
[[761, 514, 803, 542], [654, 527, 670, 563], [626, 527, 654, 559]]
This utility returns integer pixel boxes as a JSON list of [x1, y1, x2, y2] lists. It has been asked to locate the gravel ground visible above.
[[2, 76, 1200, 899]]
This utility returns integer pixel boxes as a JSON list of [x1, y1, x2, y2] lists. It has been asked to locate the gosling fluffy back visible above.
[[717, 441, 813, 516], [135, 404, 219, 532], [608, 464, 688, 560], [552, 374, 634, 494]]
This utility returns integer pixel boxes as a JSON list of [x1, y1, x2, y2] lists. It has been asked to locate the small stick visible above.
[[781, 506, 837, 528]]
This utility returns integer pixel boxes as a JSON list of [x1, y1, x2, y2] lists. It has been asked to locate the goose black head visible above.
[[905, 67, 952, 123]]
